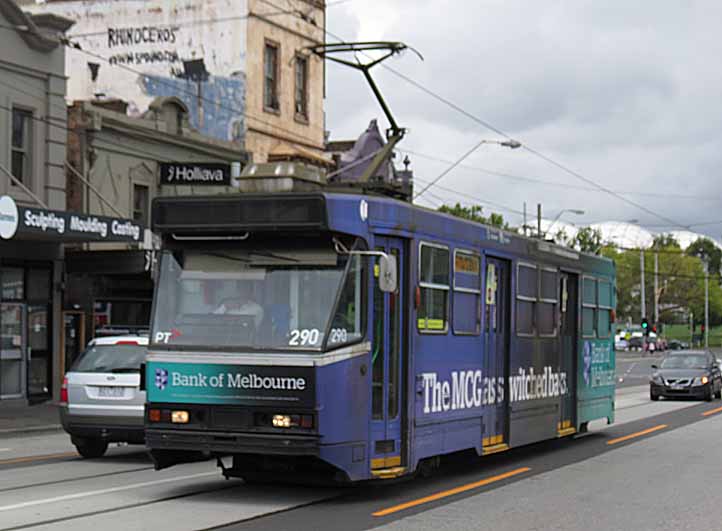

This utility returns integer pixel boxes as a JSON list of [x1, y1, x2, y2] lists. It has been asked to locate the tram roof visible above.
[[152, 192, 614, 276]]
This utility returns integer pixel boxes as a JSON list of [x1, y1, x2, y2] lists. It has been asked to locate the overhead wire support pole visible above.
[[65, 161, 125, 218]]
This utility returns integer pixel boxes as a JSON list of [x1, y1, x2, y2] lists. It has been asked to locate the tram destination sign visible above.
[[146, 361, 315, 408], [160, 162, 231, 186]]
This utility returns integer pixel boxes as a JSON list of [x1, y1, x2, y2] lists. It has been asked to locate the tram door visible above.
[[370, 237, 405, 471], [483, 257, 511, 449], [559, 272, 578, 432]]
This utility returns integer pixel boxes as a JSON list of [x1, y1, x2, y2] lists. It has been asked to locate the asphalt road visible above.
[[615, 350, 663, 389], [1, 387, 719, 531]]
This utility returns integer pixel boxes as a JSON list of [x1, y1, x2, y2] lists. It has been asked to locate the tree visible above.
[[573, 227, 604, 254], [686, 237, 722, 277], [438, 203, 508, 229], [604, 242, 722, 327], [553, 227, 604, 254]]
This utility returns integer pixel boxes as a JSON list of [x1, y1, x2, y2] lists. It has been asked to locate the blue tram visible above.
[[144, 189, 615, 482]]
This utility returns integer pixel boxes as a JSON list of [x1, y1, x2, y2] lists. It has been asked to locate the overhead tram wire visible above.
[[1, 12, 698, 230], [68, 0, 355, 39], [2, 52, 714, 212], [285, 13, 698, 232], [0, 25, 328, 152], [399, 148, 722, 202]]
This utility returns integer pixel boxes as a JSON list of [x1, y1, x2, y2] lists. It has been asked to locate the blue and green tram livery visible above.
[[144, 192, 615, 482]]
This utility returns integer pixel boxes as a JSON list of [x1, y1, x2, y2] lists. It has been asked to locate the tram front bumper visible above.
[[145, 428, 320, 457]]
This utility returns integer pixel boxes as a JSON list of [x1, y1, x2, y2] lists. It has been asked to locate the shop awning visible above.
[[0, 195, 145, 243]]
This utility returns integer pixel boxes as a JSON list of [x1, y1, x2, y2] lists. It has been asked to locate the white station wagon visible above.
[[59, 335, 148, 458]]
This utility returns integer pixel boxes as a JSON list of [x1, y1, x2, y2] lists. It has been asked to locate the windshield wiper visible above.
[[205, 252, 252, 264], [249, 250, 300, 263], [111, 367, 140, 373]]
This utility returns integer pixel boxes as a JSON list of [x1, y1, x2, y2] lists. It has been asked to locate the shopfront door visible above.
[[0, 303, 26, 399]]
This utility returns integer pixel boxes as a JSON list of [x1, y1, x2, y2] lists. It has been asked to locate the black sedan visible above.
[[650, 351, 722, 401], [667, 339, 689, 350]]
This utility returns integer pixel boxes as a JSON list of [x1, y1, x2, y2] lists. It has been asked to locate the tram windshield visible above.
[[150, 241, 366, 351]]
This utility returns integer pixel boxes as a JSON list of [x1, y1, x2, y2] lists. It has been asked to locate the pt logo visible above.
[[155, 368, 169, 390]]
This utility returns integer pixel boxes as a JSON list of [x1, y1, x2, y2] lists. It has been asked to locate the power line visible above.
[[0, 22, 328, 152], [413, 138, 502, 200], [299, 12, 698, 231], [401, 148, 722, 203], [413, 176, 525, 217], [68, 0, 354, 38]]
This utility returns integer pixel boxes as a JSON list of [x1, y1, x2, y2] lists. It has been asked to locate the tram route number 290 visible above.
[[289, 328, 348, 346]]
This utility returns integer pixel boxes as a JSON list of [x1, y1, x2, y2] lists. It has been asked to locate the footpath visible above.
[[0, 401, 62, 436]]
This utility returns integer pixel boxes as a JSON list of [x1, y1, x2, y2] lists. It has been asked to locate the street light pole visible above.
[[705, 259, 709, 349], [640, 248, 646, 321], [654, 251, 659, 324], [413, 138, 521, 200], [545, 208, 585, 238]]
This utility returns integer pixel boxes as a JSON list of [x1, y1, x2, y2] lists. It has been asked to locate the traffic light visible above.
[[701, 324, 706, 334], [641, 317, 649, 335]]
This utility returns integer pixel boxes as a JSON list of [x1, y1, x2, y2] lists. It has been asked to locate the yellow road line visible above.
[[606, 424, 667, 445], [702, 406, 722, 417], [0, 451, 77, 466], [372, 467, 531, 517]]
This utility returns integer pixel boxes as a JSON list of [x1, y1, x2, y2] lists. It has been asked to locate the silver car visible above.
[[59, 335, 148, 458]]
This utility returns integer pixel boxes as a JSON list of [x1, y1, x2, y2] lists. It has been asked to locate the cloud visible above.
[[326, 1, 722, 240]]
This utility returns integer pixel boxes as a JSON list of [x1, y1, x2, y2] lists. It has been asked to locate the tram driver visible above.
[[213, 281, 265, 329]]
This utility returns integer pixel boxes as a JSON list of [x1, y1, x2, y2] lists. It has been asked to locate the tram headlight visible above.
[[272, 414, 292, 428], [171, 410, 190, 423], [268, 414, 314, 429]]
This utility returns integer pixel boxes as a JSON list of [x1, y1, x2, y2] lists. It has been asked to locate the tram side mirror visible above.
[[378, 254, 398, 293]]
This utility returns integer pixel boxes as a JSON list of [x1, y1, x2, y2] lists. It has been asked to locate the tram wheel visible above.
[[416, 456, 440, 478]]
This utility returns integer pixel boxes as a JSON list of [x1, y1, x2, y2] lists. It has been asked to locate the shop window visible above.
[[418, 243, 449, 332], [294, 55, 308, 120], [264, 41, 280, 112], [27, 268, 51, 301], [11, 108, 32, 184], [133, 184, 149, 226], [2, 268, 24, 300], [453, 250, 480, 335]]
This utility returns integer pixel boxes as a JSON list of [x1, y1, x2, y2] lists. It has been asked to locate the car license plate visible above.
[[672, 384, 686, 390], [98, 386, 126, 398]]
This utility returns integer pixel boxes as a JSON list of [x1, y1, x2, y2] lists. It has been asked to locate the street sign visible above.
[[160, 162, 231, 186]]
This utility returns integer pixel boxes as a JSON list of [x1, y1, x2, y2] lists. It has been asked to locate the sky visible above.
[[324, 1, 722, 242]]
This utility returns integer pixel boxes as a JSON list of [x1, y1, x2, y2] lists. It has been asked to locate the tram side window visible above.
[[452, 250, 481, 335], [418, 243, 450, 333], [516, 263, 537, 335], [538, 268, 558, 336], [597, 280, 613, 338], [582, 277, 597, 337]]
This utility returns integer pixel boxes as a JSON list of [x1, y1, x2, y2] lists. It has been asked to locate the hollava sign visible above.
[[160, 162, 231, 186]]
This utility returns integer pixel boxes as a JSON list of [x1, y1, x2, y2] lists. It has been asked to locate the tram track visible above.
[[2, 388, 719, 531], [0, 480, 240, 531], [0, 465, 154, 495]]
